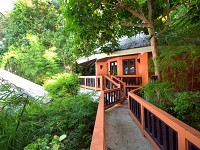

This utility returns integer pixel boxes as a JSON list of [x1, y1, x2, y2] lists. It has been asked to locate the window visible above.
[[110, 61, 117, 75], [123, 59, 136, 75]]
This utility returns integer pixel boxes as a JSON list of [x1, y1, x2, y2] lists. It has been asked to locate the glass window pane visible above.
[[130, 59, 135, 74], [123, 59, 135, 75], [110, 61, 117, 75], [123, 60, 128, 74]]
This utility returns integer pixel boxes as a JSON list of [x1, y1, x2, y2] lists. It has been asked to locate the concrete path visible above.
[[105, 100, 153, 150]]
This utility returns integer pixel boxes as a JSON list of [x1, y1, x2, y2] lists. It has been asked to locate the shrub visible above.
[[141, 81, 175, 112], [44, 73, 80, 99], [171, 91, 200, 130], [0, 77, 98, 149], [142, 81, 200, 131]]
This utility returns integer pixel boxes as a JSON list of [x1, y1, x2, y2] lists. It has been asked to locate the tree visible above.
[[61, 0, 197, 79], [0, 12, 5, 41], [1, 0, 77, 83]]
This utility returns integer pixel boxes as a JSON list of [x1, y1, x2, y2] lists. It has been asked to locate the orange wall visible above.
[[96, 61, 108, 75], [96, 52, 150, 85], [138, 52, 149, 85]]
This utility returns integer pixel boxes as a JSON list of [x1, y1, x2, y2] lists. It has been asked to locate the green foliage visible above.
[[24, 134, 67, 150], [60, 0, 196, 57], [44, 73, 80, 98], [142, 81, 175, 112], [1, 0, 77, 83], [142, 81, 200, 131], [1, 35, 62, 84], [171, 92, 200, 130], [0, 78, 98, 150], [147, 23, 200, 91], [0, 13, 6, 42]]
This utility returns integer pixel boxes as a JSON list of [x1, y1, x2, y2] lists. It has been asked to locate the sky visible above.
[[0, 0, 16, 14]]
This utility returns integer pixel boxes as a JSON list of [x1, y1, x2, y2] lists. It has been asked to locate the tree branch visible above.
[[156, 0, 170, 38], [116, 22, 150, 27], [101, 1, 121, 8], [147, 0, 152, 22], [102, 0, 149, 23], [132, 0, 146, 17]]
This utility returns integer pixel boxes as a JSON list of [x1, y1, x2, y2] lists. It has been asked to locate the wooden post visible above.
[[95, 76, 97, 91], [101, 76, 103, 91], [141, 105, 145, 136], [178, 132, 186, 150], [84, 77, 86, 89]]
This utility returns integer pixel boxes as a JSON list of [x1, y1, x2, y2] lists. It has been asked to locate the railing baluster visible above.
[[152, 115, 156, 139], [188, 141, 200, 150], [156, 118, 162, 145], [162, 123, 169, 150]]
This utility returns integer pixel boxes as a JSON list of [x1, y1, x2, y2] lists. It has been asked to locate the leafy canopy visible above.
[[61, 0, 195, 56]]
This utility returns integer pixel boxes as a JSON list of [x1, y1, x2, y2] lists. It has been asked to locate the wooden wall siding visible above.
[[96, 61, 108, 76], [128, 88, 200, 150], [138, 52, 149, 85], [96, 52, 150, 85]]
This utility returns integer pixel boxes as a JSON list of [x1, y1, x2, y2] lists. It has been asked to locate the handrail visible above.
[[79, 76, 103, 91], [111, 75, 126, 100], [111, 75, 125, 85], [90, 92, 105, 150], [104, 75, 120, 89], [128, 89, 200, 150], [115, 75, 142, 86], [115, 75, 142, 77]]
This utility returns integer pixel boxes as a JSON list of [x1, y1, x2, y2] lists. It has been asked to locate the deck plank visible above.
[[105, 100, 153, 150]]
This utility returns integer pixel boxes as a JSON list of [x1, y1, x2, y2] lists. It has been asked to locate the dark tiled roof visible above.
[[96, 33, 150, 53], [117, 33, 150, 50]]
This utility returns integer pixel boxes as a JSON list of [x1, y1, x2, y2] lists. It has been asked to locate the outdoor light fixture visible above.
[[137, 59, 140, 63]]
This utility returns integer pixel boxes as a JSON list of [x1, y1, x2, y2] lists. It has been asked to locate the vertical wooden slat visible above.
[[151, 114, 155, 138], [162, 123, 169, 150], [141, 105, 145, 135], [169, 128, 174, 150]]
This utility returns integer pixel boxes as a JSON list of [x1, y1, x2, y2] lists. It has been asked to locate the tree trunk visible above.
[[148, 28, 161, 80]]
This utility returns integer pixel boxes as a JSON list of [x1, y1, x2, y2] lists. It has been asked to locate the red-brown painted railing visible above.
[[111, 75, 126, 99], [128, 88, 200, 150], [104, 88, 121, 109], [115, 75, 142, 86], [80, 76, 103, 91], [90, 92, 105, 150], [113, 75, 141, 97], [90, 88, 121, 150]]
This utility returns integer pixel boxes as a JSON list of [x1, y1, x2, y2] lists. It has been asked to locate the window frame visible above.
[[110, 61, 118, 75], [123, 59, 136, 75]]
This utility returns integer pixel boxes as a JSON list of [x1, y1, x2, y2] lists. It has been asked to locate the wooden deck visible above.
[[105, 100, 153, 150], [81, 75, 200, 150]]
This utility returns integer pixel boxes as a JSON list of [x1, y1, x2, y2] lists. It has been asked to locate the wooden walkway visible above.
[[105, 100, 153, 150]]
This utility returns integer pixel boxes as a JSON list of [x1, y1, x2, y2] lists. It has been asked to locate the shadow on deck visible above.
[[105, 100, 153, 150]]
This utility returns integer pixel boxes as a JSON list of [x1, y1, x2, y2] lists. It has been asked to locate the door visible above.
[[110, 61, 117, 75]]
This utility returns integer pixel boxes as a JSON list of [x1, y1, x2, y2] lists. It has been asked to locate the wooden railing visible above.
[[90, 88, 121, 150], [80, 76, 103, 91], [103, 88, 121, 109], [111, 75, 126, 101], [116, 75, 142, 86], [104, 75, 119, 90], [90, 92, 105, 150], [128, 88, 200, 150], [113, 75, 142, 97]]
